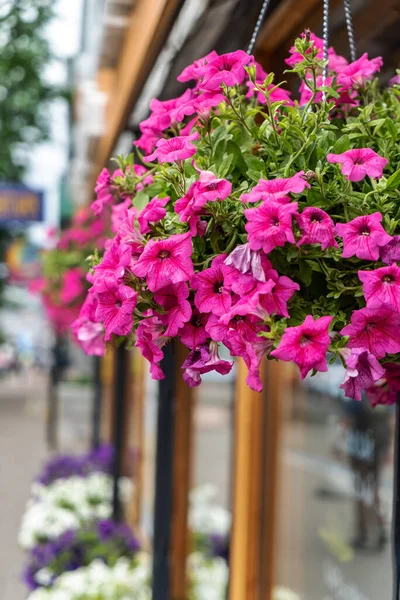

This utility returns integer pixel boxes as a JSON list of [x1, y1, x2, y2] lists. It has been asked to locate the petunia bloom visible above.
[[177, 51, 219, 83], [154, 282, 192, 336], [297, 207, 338, 250], [337, 53, 383, 89], [132, 232, 194, 292], [241, 172, 309, 203], [135, 316, 166, 380], [182, 342, 233, 387], [359, 263, 400, 312], [143, 133, 199, 163], [271, 315, 333, 378], [191, 255, 232, 316], [366, 383, 397, 408], [96, 277, 137, 340], [60, 268, 85, 304], [336, 212, 391, 261], [341, 306, 400, 359], [245, 201, 298, 254], [200, 50, 252, 90], [93, 239, 133, 281], [178, 310, 209, 350], [380, 236, 400, 264], [327, 149, 388, 182], [91, 169, 114, 215], [340, 347, 386, 401], [138, 196, 169, 234]]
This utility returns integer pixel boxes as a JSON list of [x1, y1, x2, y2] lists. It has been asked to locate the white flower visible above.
[[188, 553, 229, 600], [272, 587, 301, 600], [35, 568, 54, 586], [18, 503, 80, 549], [189, 485, 231, 537]]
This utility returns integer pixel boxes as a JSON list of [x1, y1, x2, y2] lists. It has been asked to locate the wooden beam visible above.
[[90, 0, 182, 191], [229, 359, 265, 600], [171, 343, 194, 599]]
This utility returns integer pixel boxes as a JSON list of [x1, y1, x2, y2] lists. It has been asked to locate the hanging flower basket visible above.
[[75, 32, 400, 403]]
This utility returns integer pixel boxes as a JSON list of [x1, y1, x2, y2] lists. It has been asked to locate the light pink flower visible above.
[[336, 212, 391, 261], [271, 315, 333, 379], [132, 232, 194, 292], [96, 277, 137, 340], [154, 282, 192, 336], [60, 268, 85, 304], [297, 207, 338, 250], [337, 53, 383, 89], [71, 294, 105, 356], [327, 149, 388, 182], [191, 255, 232, 316], [340, 347, 386, 401], [182, 341, 233, 387], [245, 201, 298, 254], [143, 133, 199, 163], [118, 208, 144, 253], [224, 244, 268, 283], [359, 263, 400, 312], [178, 310, 209, 350], [177, 51, 219, 83], [138, 196, 169, 234], [241, 172, 309, 203], [380, 236, 400, 264], [200, 50, 252, 90], [341, 306, 400, 358]]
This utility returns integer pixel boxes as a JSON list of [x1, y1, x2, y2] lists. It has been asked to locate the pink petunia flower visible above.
[[366, 383, 397, 407], [297, 207, 338, 250], [299, 76, 334, 106], [337, 53, 383, 89], [178, 310, 209, 350], [191, 254, 232, 316], [271, 315, 333, 378], [285, 32, 347, 71], [246, 63, 293, 106], [138, 196, 169, 234], [336, 212, 391, 261], [154, 282, 192, 336], [96, 277, 137, 341], [341, 306, 400, 359], [241, 172, 309, 203], [118, 208, 144, 251], [359, 263, 400, 312], [245, 201, 298, 254], [94, 239, 133, 281], [340, 347, 386, 401], [111, 198, 132, 234], [200, 50, 252, 91], [249, 269, 300, 318], [182, 341, 234, 387], [224, 244, 268, 283], [385, 363, 400, 392], [132, 232, 194, 292], [60, 268, 85, 304], [327, 149, 388, 182], [134, 130, 162, 155], [71, 294, 106, 356], [380, 236, 400, 264], [143, 133, 199, 163], [91, 169, 115, 216], [135, 316, 166, 380], [177, 51, 219, 83]]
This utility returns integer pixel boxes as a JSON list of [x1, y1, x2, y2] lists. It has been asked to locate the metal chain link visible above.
[[247, 0, 272, 55], [322, 0, 330, 100], [343, 0, 357, 62]]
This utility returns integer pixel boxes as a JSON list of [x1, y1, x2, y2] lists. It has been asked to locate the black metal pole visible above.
[[46, 363, 59, 451], [152, 343, 175, 600], [91, 356, 103, 450], [393, 396, 400, 600], [112, 344, 127, 521]]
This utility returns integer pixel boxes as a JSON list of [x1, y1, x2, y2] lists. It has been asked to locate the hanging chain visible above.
[[247, 0, 272, 55], [322, 0, 330, 100], [343, 0, 357, 62]]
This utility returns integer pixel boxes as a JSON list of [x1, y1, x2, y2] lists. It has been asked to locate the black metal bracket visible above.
[[112, 344, 128, 521], [91, 355, 103, 450]]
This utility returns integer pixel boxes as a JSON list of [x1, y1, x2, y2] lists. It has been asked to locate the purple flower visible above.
[[340, 348, 386, 401], [182, 342, 233, 387], [380, 236, 400, 264]]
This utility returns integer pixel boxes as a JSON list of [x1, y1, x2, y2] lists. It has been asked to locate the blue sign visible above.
[[0, 183, 44, 223]]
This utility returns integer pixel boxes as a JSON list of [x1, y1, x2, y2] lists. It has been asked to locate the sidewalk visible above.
[[0, 371, 48, 600]]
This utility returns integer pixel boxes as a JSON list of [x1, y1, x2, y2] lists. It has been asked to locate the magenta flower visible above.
[[94, 239, 133, 281], [366, 383, 397, 407], [177, 51, 219, 83], [71, 294, 105, 356], [327, 149, 388, 182], [154, 282, 192, 336], [297, 207, 338, 250], [249, 270, 300, 318], [385, 363, 400, 392], [299, 76, 333, 106], [178, 310, 209, 350], [341, 306, 400, 358], [200, 50, 252, 90], [226, 333, 272, 392], [91, 169, 114, 216], [191, 255, 232, 316], [337, 53, 383, 89], [380, 236, 400, 264], [285, 32, 347, 71], [135, 316, 166, 380], [60, 268, 85, 304], [138, 196, 169, 234], [271, 315, 333, 379], [143, 133, 199, 163], [194, 169, 232, 203], [246, 63, 293, 106], [182, 342, 233, 387], [340, 347, 386, 401], [245, 201, 298, 254], [132, 164, 154, 191], [111, 198, 131, 234], [241, 172, 309, 203], [118, 208, 144, 251], [132, 232, 194, 292], [224, 244, 268, 283], [336, 212, 391, 261], [134, 130, 161, 155], [359, 264, 400, 312], [96, 277, 137, 341]]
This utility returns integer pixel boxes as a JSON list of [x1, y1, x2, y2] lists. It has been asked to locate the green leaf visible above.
[[217, 153, 234, 178], [133, 190, 150, 210], [299, 261, 313, 286], [385, 118, 397, 142], [332, 134, 350, 154], [385, 169, 400, 192]]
